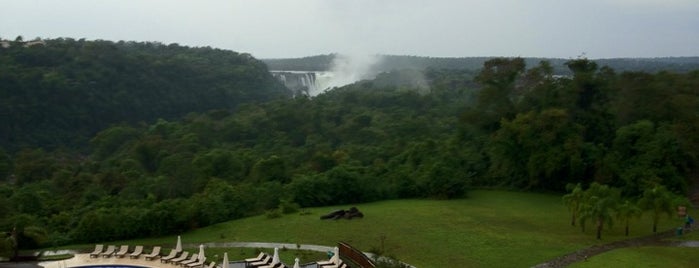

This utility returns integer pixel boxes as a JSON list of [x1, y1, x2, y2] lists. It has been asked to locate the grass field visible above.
[[112, 190, 693, 267], [568, 247, 699, 268]]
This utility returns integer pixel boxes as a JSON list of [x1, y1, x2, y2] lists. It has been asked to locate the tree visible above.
[[565, 58, 616, 145], [488, 109, 585, 190], [578, 183, 619, 239], [562, 183, 584, 226], [616, 199, 642, 236], [462, 58, 525, 132], [638, 185, 675, 233]]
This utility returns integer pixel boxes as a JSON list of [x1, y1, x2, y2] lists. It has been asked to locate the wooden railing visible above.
[[338, 241, 375, 268]]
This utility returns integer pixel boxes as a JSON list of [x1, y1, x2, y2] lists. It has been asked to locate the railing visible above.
[[338, 241, 375, 268]]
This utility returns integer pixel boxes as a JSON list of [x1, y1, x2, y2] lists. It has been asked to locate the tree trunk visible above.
[[10, 227, 18, 261], [571, 214, 576, 226], [596, 218, 603, 240], [625, 224, 629, 236]]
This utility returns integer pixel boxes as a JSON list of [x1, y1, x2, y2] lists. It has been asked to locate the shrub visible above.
[[265, 209, 282, 219]]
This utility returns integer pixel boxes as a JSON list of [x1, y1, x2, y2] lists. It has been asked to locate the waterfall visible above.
[[305, 73, 317, 93], [270, 71, 332, 97]]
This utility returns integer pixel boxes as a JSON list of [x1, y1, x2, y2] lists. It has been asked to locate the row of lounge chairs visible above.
[[88, 245, 144, 259], [244, 250, 348, 268], [88, 244, 214, 268], [88, 244, 347, 268]]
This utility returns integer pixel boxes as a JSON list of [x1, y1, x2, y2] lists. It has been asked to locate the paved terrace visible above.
[[40, 254, 176, 268], [36, 242, 415, 268]]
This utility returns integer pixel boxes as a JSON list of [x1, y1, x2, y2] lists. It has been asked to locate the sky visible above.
[[1, 0, 698, 59]]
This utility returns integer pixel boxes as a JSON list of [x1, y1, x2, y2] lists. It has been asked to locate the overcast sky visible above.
[[2, 0, 698, 59]]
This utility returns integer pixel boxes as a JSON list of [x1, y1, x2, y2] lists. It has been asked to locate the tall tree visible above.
[[578, 183, 619, 239], [563, 183, 584, 226], [616, 199, 642, 236], [638, 185, 675, 233], [565, 58, 616, 145], [462, 57, 525, 132]]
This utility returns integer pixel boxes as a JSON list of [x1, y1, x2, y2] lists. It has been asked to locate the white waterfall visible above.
[[304, 73, 317, 93], [270, 71, 335, 97]]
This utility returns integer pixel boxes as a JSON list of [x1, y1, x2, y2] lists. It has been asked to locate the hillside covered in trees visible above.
[[0, 38, 289, 151], [263, 54, 699, 75], [0, 40, 698, 254]]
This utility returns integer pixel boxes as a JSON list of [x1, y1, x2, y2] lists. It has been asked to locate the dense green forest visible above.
[[0, 38, 289, 151], [1, 39, 698, 255], [263, 54, 699, 75]]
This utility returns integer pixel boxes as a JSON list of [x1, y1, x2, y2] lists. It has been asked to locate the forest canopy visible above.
[[0, 38, 698, 252], [0, 38, 289, 151]]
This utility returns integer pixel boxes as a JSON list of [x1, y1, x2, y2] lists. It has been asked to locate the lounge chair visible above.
[[169, 252, 190, 265], [89, 244, 104, 258], [178, 253, 199, 266], [244, 252, 266, 263], [316, 260, 336, 267], [258, 262, 287, 268], [186, 256, 206, 268], [321, 262, 346, 268], [129, 245, 144, 259], [161, 249, 182, 263], [144, 246, 162, 260], [114, 245, 129, 258], [202, 262, 216, 268], [101, 245, 116, 258], [248, 255, 272, 267], [316, 253, 340, 267]]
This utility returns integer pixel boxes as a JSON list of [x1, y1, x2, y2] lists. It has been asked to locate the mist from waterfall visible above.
[[310, 53, 382, 96]]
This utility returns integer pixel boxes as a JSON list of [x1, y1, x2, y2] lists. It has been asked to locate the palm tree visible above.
[[616, 199, 642, 236], [638, 185, 675, 233], [578, 183, 619, 239], [563, 183, 584, 226]]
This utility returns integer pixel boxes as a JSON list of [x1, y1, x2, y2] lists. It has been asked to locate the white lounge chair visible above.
[[169, 251, 190, 264], [316, 252, 340, 267], [186, 256, 206, 268], [161, 249, 182, 263], [144, 246, 162, 260], [129, 245, 144, 259], [89, 244, 104, 258], [258, 262, 287, 268], [245, 252, 266, 263], [248, 255, 272, 267], [114, 245, 129, 258], [101, 245, 116, 258], [202, 262, 216, 268], [321, 262, 346, 268], [178, 253, 199, 266]]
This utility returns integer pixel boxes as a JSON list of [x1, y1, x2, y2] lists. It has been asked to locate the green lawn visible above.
[[107, 190, 692, 268], [568, 247, 699, 268]]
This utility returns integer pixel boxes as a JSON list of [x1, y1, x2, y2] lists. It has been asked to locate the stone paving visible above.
[[40, 254, 171, 268]]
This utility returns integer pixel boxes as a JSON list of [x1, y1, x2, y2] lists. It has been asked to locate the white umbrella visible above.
[[175, 236, 183, 252], [271, 247, 279, 264], [198, 244, 206, 262], [293, 258, 300, 268], [222, 252, 229, 268], [331, 247, 339, 263]]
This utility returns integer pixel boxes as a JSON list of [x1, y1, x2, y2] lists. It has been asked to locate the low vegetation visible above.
[[117, 191, 693, 267]]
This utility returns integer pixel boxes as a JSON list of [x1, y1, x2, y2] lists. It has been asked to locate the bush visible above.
[[278, 199, 300, 214], [265, 209, 282, 219]]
